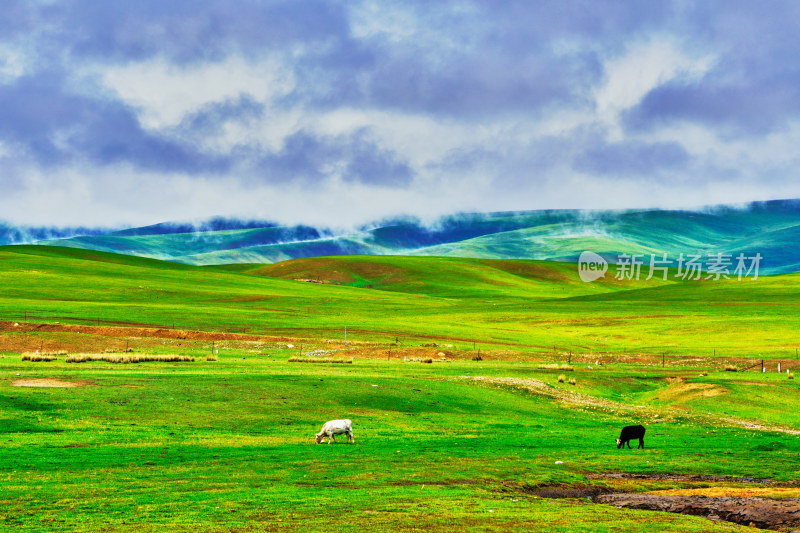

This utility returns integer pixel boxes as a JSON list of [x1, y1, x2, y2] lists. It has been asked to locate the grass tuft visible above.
[[557, 374, 566, 383], [65, 353, 194, 364], [21, 352, 62, 362], [538, 364, 574, 371]]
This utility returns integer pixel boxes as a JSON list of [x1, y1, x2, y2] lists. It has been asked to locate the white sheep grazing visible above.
[[315, 419, 354, 444]]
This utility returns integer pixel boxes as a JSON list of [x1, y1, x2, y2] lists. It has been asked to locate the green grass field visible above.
[[1, 245, 798, 358], [2, 245, 800, 531]]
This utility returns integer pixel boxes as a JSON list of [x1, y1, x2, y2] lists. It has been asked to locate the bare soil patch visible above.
[[525, 476, 800, 530], [524, 484, 611, 499], [12, 378, 92, 388], [594, 493, 800, 530]]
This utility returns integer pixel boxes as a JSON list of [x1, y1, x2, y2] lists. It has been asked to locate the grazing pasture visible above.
[[3, 354, 800, 531], [1, 246, 800, 530]]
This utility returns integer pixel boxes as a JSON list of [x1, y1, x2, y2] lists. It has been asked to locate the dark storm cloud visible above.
[[257, 129, 412, 187], [180, 96, 266, 135], [574, 141, 690, 177], [624, 72, 800, 137], [40, 0, 351, 64], [622, 2, 800, 136], [0, 71, 226, 173], [301, 0, 664, 117]]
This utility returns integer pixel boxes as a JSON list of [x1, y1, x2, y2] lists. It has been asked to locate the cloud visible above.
[[1, 1, 800, 228], [594, 37, 715, 137], [253, 129, 413, 187], [0, 70, 226, 172], [574, 140, 690, 178], [100, 55, 295, 129]]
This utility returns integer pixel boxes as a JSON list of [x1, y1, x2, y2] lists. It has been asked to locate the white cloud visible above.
[[99, 55, 295, 130], [594, 37, 715, 138], [4, 155, 800, 230], [0, 44, 29, 82]]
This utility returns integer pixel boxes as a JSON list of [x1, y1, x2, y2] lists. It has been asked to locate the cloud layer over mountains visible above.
[[2, 1, 800, 227]]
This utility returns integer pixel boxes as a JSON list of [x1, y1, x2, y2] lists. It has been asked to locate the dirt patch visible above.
[[12, 378, 92, 388], [594, 493, 800, 530], [523, 484, 611, 499], [389, 479, 480, 487]]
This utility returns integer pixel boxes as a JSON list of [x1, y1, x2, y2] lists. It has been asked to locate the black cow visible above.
[[616, 425, 646, 449]]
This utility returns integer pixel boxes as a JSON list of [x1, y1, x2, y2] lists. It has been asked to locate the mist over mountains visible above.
[[0, 223, 108, 246], [5, 200, 800, 274]]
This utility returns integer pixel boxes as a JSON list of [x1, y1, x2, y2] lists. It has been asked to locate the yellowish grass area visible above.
[[652, 381, 727, 403], [66, 353, 194, 363], [22, 350, 67, 362], [538, 364, 574, 371], [651, 487, 800, 498]]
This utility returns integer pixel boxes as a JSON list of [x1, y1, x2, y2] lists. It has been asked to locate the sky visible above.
[[1, 1, 800, 228]]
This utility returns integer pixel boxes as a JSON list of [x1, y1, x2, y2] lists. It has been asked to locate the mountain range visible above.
[[4, 199, 799, 274]]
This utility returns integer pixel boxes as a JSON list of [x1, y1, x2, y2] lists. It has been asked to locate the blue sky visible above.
[[1, 1, 800, 227]]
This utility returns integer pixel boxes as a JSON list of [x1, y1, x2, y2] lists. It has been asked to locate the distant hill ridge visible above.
[[6, 199, 799, 273]]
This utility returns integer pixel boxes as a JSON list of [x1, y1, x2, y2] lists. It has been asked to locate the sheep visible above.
[[315, 419, 354, 444]]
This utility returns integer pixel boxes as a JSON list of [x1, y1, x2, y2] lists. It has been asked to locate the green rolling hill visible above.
[[1, 245, 798, 358], [27, 199, 800, 274]]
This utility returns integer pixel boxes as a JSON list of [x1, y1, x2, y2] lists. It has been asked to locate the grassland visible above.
[[2, 245, 800, 531], [3, 351, 800, 532], [1, 245, 799, 358]]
